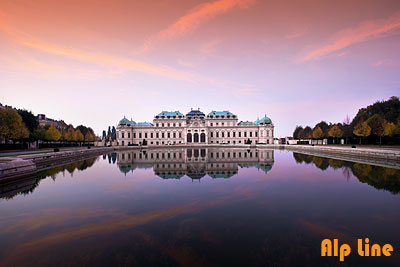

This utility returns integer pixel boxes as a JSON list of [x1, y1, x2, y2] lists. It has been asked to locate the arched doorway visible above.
[[194, 133, 199, 143], [187, 133, 192, 143], [200, 133, 206, 143]]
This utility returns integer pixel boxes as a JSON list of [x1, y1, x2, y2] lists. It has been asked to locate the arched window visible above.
[[187, 133, 192, 143], [194, 133, 199, 143], [200, 133, 206, 143]]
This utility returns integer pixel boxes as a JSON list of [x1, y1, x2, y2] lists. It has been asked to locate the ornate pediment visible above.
[[187, 118, 205, 128]]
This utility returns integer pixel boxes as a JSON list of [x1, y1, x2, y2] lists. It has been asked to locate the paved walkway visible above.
[[0, 147, 86, 157]]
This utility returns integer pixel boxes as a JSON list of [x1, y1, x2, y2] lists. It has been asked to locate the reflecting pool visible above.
[[0, 148, 399, 266]]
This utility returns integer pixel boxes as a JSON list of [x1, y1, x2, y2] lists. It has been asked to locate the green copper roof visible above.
[[255, 116, 272, 125], [207, 111, 236, 117], [137, 122, 153, 126], [156, 111, 184, 117], [238, 121, 255, 125], [118, 117, 136, 126]]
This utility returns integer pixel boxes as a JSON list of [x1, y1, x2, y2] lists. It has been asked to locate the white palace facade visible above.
[[116, 109, 274, 146]]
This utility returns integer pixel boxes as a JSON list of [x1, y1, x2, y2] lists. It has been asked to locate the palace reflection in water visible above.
[[116, 148, 275, 180]]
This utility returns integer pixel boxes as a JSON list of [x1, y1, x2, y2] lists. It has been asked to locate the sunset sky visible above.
[[1, 0, 399, 136]]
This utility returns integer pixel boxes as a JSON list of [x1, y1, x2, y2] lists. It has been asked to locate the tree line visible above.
[[0, 107, 97, 148], [293, 96, 400, 145]]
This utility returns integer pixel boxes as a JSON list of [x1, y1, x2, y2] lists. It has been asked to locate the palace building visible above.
[[116, 109, 274, 146]]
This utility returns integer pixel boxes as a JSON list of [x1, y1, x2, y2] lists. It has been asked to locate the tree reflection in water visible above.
[[0, 157, 98, 200], [293, 152, 400, 194]]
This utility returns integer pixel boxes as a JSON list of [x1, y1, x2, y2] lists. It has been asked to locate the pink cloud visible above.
[[139, 0, 255, 52], [303, 11, 400, 61], [373, 59, 394, 67]]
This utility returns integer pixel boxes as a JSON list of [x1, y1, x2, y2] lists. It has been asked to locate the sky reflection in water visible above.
[[0, 148, 399, 266]]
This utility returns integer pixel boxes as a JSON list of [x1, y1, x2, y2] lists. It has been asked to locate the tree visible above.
[[75, 129, 84, 145], [32, 127, 46, 140], [32, 127, 46, 148], [102, 130, 106, 140], [65, 125, 76, 141], [312, 126, 324, 140], [76, 125, 89, 136], [17, 109, 38, 134], [352, 96, 400, 127], [341, 118, 353, 144], [366, 114, 385, 144], [383, 121, 397, 138], [84, 131, 96, 142], [0, 107, 30, 141], [328, 125, 343, 144], [293, 126, 303, 139], [111, 126, 117, 141], [314, 121, 329, 138], [45, 124, 61, 141], [301, 126, 313, 139], [353, 122, 371, 144]]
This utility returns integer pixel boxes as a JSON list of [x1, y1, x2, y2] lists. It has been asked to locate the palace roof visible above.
[[186, 109, 205, 119], [207, 111, 236, 118], [155, 111, 184, 118], [254, 116, 272, 125], [137, 122, 153, 126], [118, 117, 136, 126], [238, 121, 255, 126]]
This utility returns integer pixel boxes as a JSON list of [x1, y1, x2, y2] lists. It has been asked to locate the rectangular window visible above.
[[151, 132, 153, 138], [227, 132, 230, 138], [239, 132, 241, 137], [139, 132, 142, 138], [210, 123, 213, 126], [133, 133, 136, 138], [173, 132, 176, 138], [222, 132, 224, 138], [162, 132, 165, 138], [145, 132, 148, 138], [167, 132, 170, 138], [216, 132, 219, 138], [222, 122, 224, 126], [211, 132, 213, 138], [156, 132, 159, 138], [244, 132, 247, 137], [122, 132, 125, 138], [250, 132, 252, 137], [233, 132, 236, 137], [179, 132, 182, 138], [255, 131, 258, 137]]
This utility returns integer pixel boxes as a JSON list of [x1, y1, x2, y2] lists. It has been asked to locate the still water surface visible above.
[[0, 148, 399, 266]]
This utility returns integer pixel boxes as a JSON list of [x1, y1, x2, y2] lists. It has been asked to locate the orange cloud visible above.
[[0, 9, 193, 82], [140, 0, 255, 52], [303, 11, 400, 61], [17, 38, 193, 81]]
